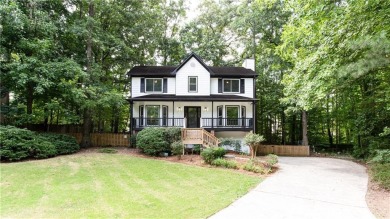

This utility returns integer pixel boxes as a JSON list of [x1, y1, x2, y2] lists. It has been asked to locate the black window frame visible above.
[[223, 79, 240, 93], [145, 105, 160, 126], [145, 78, 163, 93]]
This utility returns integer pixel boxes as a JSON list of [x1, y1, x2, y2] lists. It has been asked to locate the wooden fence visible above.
[[257, 145, 310, 156], [68, 133, 131, 147]]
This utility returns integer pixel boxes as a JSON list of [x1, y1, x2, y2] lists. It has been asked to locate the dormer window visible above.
[[146, 78, 162, 92], [188, 76, 198, 92], [223, 79, 240, 93]]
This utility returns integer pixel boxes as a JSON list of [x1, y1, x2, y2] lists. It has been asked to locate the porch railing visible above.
[[132, 117, 184, 128], [201, 118, 253, 128], [132, 117, 253, 129]]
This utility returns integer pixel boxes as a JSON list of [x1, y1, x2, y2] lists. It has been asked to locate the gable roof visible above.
[[127, 52, 257, 77]]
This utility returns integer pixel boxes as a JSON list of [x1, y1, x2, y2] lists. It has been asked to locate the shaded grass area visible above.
[[370, 163, 390, 190], [1, 153, 261, 218]]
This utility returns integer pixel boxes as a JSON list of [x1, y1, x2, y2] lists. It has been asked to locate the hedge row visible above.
[[0, 126, 80, 161]]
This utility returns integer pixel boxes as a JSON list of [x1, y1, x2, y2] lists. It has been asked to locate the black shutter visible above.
[[140, 78, 145, 93], [240, 79, 245, 93], [218, 79, 222, 93], [163, 78, 167, 93]]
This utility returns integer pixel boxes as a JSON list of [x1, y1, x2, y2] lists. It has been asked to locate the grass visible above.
[[370, 163, 390, 190], [0, 152, 261, 218]]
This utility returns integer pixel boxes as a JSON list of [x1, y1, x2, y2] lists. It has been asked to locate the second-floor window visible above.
[[146, 79, 162, 92], [188, 76, 197, 92], [223, 79, 240, 93]]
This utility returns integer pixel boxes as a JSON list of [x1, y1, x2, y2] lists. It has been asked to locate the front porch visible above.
[[131, 117, 254, 131]]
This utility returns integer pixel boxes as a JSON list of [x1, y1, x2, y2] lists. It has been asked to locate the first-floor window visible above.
[[146, 105, 160, 126], [146, 78, 162, 92], [226, 106, 239, 126]]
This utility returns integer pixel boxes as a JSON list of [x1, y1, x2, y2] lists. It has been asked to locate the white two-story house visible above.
[[127, 52, 257, 140]]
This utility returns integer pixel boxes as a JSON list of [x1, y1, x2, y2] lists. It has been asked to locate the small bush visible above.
[[98, 148, 118, 153], [243, 160, 263, 173], [130, 135, 137, 148], [171, 141, 184, 156], [211, 158, 238, 169], [369, 149, 390, 164], [136, 128, 170, 156], [219, 138, 242, 152], [200, 147, 226, 164], [265, 154, 278, 167], [164, 128, 182, 145], [193, 144, 201, 154], [370, 163, 390, 190]]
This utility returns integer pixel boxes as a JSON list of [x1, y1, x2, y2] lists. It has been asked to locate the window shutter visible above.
[[218, 79, 222, 93], [140, 78, 145, 93], [240, 79, 245, 93], [163, 78, 168, 93]]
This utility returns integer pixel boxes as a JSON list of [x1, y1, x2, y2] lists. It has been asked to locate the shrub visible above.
[[0, 125, 80, 161], [219, 138, 242, 152], [243, 160, 263, 173], [136, 128, 170, 156], [265, 154, 278, 167], [40, 133, 79, 155], [369, 149, 390, 164], [98, 148, 118, 153], [200, 147, 226, 164], [193, 144, 201, 154], [370, 163, 390, 190], [130, 135, 137, 148], [30, 137, 57, 159], [211, 158, 238, 169], [164, 128, 181, 146], [171, 141, 184, 157]]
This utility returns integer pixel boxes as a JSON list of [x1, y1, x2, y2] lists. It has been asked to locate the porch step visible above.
[[181, 128, 219, 148]]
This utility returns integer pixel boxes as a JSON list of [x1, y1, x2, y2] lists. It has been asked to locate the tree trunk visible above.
[[81, 2, 95, 148], [302, 110, 308, 146], [81, 108, 92, 147], [290, 114, 296, 144], [326, 95, 333, 146], [26, 84, 34, 115]]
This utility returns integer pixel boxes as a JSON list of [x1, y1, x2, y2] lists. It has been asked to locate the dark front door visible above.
[[184, 106, 201, 128]]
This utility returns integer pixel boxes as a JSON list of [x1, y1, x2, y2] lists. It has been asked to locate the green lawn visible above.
[[0, 152, 261, 218]]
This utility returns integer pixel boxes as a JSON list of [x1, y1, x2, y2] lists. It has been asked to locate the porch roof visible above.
[[128, 94, 257, 102]]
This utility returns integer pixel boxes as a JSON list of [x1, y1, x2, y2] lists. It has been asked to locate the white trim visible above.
[[222, 79, 240, 93]]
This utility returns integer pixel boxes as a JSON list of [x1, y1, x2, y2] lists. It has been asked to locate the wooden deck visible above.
[[181, 128, 219, 147], [258, 145, 310, 156]]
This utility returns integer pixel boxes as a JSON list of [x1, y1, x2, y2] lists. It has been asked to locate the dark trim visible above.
[[218, 79, 222, 93], [140, 78, 145, 93], [163, 78, 168, 93], [240, 79, 245, 93], [128, 94, 258, 102], [252, 101, 256, 133]]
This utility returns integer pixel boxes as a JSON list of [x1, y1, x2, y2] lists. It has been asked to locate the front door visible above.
[[184, 106, 201, 128]]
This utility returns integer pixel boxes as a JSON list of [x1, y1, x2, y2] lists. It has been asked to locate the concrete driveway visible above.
[[210, 157, 375, 219]]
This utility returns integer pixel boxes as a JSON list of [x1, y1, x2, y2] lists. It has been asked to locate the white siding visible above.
[[131, 77, 175, 97], [175, 57, 210, 96], [210, 78, 254, 98]]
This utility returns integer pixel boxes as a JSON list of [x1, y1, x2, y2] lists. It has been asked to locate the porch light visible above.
[[177, 107, 182, 111], [204, 107, 208, 111]]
